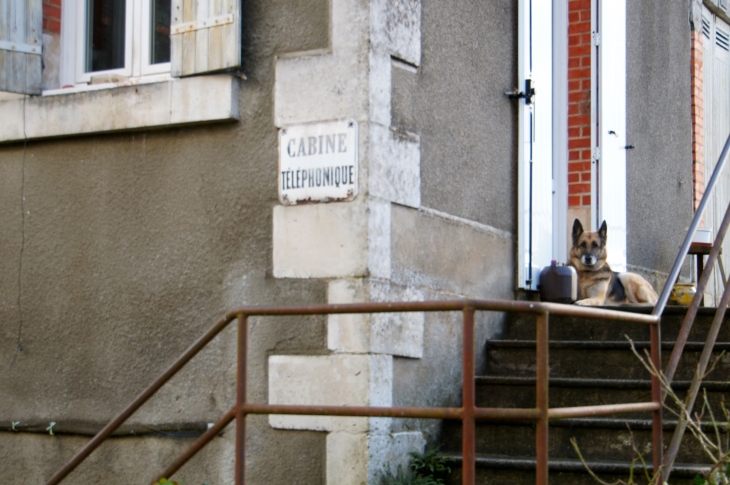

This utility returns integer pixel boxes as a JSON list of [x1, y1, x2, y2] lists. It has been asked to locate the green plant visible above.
[[379, 446, 452, 485]]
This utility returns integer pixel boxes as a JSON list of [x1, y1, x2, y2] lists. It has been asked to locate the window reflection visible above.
[[151, 0, 171, 64], [86, 0, 126, 72]]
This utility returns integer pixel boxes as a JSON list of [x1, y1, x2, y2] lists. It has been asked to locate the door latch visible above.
[[505, 79, 535, 105]]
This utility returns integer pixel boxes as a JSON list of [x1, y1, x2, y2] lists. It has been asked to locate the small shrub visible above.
[[379, 446, 452, 485], [694, 463, 730, 485]]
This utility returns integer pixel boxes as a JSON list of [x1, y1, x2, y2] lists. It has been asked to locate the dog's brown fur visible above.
[[569, 219, 658, 306]]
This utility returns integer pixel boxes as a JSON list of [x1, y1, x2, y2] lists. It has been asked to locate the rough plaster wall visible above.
[[392, 0, 518, 234], [387, 0, 517, 448], [626, 0, 693, 274], [0, 0, 330, 483]]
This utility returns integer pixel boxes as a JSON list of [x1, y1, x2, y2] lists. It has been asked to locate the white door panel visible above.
[[598, 0, 627, 272], [518, 0, 554, 290]]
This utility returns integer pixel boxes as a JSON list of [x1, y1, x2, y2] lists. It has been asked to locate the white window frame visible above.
[[62, 0, 171, 87]]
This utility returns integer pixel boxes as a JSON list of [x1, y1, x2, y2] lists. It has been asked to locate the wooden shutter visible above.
[[0, 0, 42, 95], [170, 0, 240, 77], [703, 10, 730, 303]]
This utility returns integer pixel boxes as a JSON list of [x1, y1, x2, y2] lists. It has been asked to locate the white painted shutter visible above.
[[598, 0, 627, 272], [0, 0, 42, 95], [518, 0, 554, 290], [703, 10, 730, 303], [170, 0, 241, 77]]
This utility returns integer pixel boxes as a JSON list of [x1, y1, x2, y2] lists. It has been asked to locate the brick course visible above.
[[691, 29, 705, 211], [568, 0, 592, 209], [43, 0, 61, 34]]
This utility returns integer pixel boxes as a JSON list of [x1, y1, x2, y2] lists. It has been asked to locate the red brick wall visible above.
[[568, 0, 592, 211], [691, 29, 705, 211], [43, 0, 61, 34]]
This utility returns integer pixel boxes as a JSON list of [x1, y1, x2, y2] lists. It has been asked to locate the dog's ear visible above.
[[572, 219, 584, 246], [598, 220, 608, 242]]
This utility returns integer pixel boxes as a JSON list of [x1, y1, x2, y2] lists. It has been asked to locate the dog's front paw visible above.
[[574, 299, 591, 306]]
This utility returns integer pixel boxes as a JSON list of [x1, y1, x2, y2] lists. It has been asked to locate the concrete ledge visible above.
[[391, 205, 514, 298], [273, 202, 370, 278], [268, 354, 392, 432], [369, 124, 421, 208], [0, 75, 240, 143], [327, 278, 424, 358]]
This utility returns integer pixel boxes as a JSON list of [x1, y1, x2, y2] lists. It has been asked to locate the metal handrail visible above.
[[653, 133, 730, 317], [653, 132, 730, 480], [45, 299, 662, 485]]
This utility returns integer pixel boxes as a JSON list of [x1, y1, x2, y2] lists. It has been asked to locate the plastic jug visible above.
[[539, 260, 577, 303]]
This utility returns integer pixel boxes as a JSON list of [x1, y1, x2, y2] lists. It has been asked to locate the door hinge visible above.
[[592, 32, 601, 46], [593, 147, 601, 162]]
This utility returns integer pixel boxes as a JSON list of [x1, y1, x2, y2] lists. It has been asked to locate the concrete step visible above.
[[441, 454, 708, 485], [486, 340, 730, 381], [440, 418, 713, 464], [475, 377, 730, 417], [437, 307, 729, 485], [500, 307, 730, 342]]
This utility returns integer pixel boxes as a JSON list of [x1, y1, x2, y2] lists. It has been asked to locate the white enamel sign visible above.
[[279, 120, 359, 205]]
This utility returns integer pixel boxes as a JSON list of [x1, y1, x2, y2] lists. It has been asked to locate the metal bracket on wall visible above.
[[504, 79, 535, 105]]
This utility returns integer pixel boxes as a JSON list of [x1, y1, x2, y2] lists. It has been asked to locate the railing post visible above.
[[236, 314, 248, 485], [536, 312, 549, 485], [650, 322, 663, 484], [462, 307, 476, 485]]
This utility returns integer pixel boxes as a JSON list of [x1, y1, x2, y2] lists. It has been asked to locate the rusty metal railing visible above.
[[46, 299, 661, 485], [654, 132, 730, 479]]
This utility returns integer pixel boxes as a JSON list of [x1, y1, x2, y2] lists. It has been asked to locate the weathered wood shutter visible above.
[[702, 6, 730, 303], [0, 0, 42, 95], [170, 0, 240, 77]]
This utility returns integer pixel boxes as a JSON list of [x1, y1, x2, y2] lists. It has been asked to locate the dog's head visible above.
[[570, 219, 608, 271]]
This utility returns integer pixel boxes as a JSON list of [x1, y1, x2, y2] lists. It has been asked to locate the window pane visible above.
[[86, 0, 126, 72], [151, 0, 171, 64]]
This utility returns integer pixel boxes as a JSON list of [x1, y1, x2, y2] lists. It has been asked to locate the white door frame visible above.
[[553, 0, 569, 262], [517, 0, 558, 290], [591, 0, 628, 272]]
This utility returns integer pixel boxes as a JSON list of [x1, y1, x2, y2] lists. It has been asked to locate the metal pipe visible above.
[[236, 315, 247, 485], [462, 307, 476, 485], [650, 323, 664, 484], [536, 312, 550, 485], [664, 200, 730, 387], [548, 402, 659, 419], [244, 403, 463, 420], [46, 300, 662, 485], [224, 300, 658, 324], [663, 277, 730, 479], [151, 407, 236, 485], [45, 314, 235, 485], [654, 132, 730, 316]]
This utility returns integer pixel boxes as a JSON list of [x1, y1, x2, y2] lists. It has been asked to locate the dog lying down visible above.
[[569, 219, 658, 306]]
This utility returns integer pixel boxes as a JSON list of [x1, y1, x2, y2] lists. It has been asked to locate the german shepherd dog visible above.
[[569, 219, 658, 306]]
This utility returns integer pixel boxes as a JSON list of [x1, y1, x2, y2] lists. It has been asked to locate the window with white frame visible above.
[[0, 0, 240, 95], [68, 0, 172, 85]]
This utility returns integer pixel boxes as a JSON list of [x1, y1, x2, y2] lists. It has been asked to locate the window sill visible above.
[[0, 74, 240, 143]]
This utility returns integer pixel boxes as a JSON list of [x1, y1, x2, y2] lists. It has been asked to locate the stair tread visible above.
[[445, 417, 719, 430], [488, 340, 730, 350], [476, 375, 730, 390], [441, 453, 710, 477]]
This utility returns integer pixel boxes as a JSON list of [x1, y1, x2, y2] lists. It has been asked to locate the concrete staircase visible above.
[[441, 307, 730, 484]]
